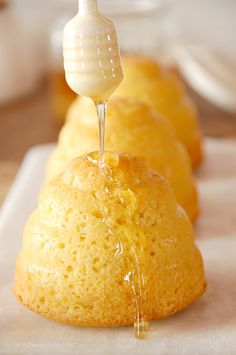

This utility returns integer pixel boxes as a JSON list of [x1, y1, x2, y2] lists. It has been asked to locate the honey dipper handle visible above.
[[78, 0, 97, 13]]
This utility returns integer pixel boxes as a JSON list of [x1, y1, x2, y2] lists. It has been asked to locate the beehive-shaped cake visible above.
[[47, 96, 199, 221], [15, 153, 206, 327], [113, 55, 203, 168]]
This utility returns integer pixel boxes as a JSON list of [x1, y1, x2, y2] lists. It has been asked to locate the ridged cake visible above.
[[113, 55, 203, 168], [47, 96, 199, 221], [15, 153, 206, 327]]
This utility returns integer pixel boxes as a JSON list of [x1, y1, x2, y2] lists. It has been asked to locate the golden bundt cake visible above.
[[15, 152, 206, 328], [47, 96, 199, 221], [112, 55, 203, 168]]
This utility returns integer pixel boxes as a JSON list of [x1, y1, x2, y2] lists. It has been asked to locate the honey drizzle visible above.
[[87, 148, 150, 339], [100, 160, 150, 340], [128, 245, 150, 339], [120, 238, 149, 340], [95, 101, 107, 169]]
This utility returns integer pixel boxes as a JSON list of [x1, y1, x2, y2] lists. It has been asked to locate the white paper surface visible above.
[[0, 139, 236, 355]]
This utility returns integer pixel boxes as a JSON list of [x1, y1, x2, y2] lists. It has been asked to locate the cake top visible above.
[[67, 95, 174, 132], [41, 152, 180, 232], [113, 54, 185, 103], [121, 55, 163, 79]]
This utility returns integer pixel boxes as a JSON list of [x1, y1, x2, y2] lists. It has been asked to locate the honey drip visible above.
[[121, 238, 150, 339], [86, 152, 150, 339], [126, 248, 150, 340]]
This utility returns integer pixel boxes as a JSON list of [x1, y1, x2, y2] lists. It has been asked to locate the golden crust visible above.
[[14, 281, 206, 327], [47, 96, 199, 221], [113, 55, 203, 168], [15, 153, 206, 327]]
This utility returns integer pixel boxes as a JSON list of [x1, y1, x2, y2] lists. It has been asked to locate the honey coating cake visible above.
[[15, 153, 206, 327], [47, 96, 199, 221], [113, 55, 203, 168]]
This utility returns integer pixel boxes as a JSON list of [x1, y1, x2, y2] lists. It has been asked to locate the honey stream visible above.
[[87, 150, 150, 340], [95, 101, 107, 169]]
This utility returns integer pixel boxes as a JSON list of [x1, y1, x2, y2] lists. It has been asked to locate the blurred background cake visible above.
[[47, 96, 199, 221], [15, 153, 206, 327], [113, 55, 203, 168]]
